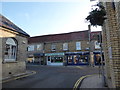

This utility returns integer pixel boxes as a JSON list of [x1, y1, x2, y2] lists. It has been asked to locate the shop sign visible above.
[[45, 53, 64, 56], [65, 52, 89, 55], [34, 53, 44, 56]]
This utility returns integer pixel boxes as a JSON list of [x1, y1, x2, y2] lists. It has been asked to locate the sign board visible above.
[[45, 53, 64, 56]]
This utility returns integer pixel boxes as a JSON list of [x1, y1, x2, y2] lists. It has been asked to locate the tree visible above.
[[86, 3, 107, 26]]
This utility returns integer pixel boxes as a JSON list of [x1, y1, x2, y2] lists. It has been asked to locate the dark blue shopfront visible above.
[[65, 52, 90, 65], [93, 51, 104, 65]]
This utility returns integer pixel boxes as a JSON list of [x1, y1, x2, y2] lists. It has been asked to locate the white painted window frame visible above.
[[76, 42, 81, 50], [51, 44, 56, 51], [4, 38, 17, 62], [37, 44, 43, 51], [63, 43, 68, 51], [28, 45, 34, 51]]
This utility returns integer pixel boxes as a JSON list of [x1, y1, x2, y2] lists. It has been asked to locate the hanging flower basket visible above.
[[86, 3, 107, 26]]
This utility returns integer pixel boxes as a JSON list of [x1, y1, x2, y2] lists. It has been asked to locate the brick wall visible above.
[[102, 2, 120, 88], [44, 40, 89, 53]]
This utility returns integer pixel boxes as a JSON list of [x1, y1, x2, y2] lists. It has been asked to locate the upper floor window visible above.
[[37, 44, 43, 51], [63, 43, 68, 51], [76, 42, 81, 50], [28, 45, 34, 51], [51, 44, 56, 51], [94, 41, 100, 49], [4, 38, 17, 62]]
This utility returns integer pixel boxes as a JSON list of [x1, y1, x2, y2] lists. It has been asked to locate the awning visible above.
[[34, 53, 44, 57], [45, 53, 64, 56], [93, 51, 104, 54], [65, 52, 89, 55]]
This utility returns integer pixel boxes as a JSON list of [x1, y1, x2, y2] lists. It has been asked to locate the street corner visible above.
[[2, 70, 36, 83], [73, 74, 93, 90], [79, 74, 107, 88]]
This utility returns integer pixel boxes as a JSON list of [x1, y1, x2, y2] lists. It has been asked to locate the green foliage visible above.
[[86, 4, 107, 26]]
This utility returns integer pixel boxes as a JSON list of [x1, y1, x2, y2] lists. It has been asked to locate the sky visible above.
[[1, 0, 102, 37]]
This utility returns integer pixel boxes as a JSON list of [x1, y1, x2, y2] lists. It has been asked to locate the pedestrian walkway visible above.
[[1, 70, 36, 83], [80, 74, 108, 88]]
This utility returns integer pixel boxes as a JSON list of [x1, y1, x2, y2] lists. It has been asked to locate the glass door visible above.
[[47, 56, 51, 65]]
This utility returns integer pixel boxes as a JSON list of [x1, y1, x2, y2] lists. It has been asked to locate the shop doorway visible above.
[[94, 53, 104, 65]]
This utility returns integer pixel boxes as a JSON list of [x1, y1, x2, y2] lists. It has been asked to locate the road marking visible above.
[[1, 71, 36, 83], [73, 75, 93, 90], [76, 66, 83, 69]]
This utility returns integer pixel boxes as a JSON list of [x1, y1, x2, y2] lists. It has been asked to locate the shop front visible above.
[[45, 53, 64, 66], [27, 54, 34, 63], [33, 53, 44, 65], [65, 52, 89, 65], [93, 51, 104, 65]]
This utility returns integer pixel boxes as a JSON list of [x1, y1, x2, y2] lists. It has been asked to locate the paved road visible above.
[[2, 65, 100, 88]]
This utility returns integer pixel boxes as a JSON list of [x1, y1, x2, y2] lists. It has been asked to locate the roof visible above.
[[28, 30, 89, 44], [0, 14, 30, 37]]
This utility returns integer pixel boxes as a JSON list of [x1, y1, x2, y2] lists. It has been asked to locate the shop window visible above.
[[79, 55, 88, 64], [37, 44, 43, 51], [95, 54, 101, 65], [51, 56, 63, 63], [76, 42, 81, 50], [73, 55, 78, 64], [68, 56, 73, 64], [28, 45, 34, 51], [51, 44, 56, 51], [63, 43, 68, 51], [4, 38, 17, 62]]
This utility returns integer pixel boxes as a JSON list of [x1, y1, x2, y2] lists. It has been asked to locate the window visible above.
[[76, 42, 81, 50], [37, 44, 43, 51], [95, 41, 100, 49], [4, 38, 17, 61], [63, 43, 68, 50], [51, 44, 56, 51], [51, 56, 63, 63], [28, 45, 34, 51]]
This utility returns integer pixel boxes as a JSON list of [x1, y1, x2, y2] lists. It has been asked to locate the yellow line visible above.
[[76, 66, 83, 69], [1, 71, 36, 83], [73, 75, 92, 90]]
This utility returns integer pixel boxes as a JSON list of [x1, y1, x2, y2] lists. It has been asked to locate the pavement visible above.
[[79, 74, 108, 88], [1, 70, 36, 83]]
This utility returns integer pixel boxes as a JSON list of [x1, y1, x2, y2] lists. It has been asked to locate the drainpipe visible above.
[[88, 25, 91, 66], [43, 43, 46, 65]]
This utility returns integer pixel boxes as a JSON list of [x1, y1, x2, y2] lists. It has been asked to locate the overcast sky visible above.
[[1, 0, 101, 37]]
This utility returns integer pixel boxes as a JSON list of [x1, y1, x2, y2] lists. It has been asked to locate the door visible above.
[[47, 56, 51, 65], [67, 55, 73, 65]]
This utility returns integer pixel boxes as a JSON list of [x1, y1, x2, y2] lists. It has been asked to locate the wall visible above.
[[1, 28, 28, 78], [102, 2, 120, 88], [44, 40, 89, 53]]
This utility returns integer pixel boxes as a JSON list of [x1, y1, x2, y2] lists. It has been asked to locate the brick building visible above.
[[28, 30, 102, 66], [101, 2, 120, 88], [0, 15, 29, 79]]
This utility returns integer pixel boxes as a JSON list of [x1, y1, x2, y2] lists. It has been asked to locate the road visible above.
[[2, 65, 100, 88]]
